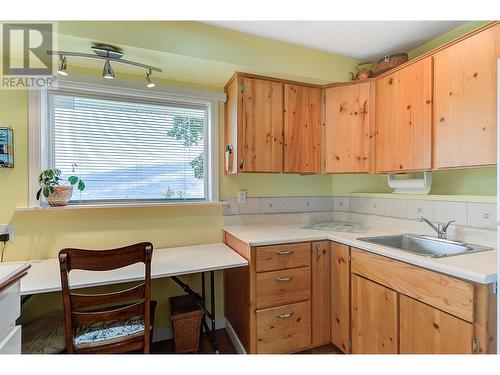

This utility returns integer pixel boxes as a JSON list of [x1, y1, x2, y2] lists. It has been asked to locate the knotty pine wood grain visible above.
[[284, 84, 321, 173], [433, 23, 500, 168], [325, 82, 373, 173], [375, 57, 432, 172], [241, 77, 283, 172], [351, 248, 474, 322], [311, 241, 331, 347], [351, 274, 399, 354], [400, 295, 474, 354], [331, 242, 351, 353]]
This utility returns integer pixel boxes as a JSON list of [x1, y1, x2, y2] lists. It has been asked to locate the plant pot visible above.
[[47, 186, 73, 207]]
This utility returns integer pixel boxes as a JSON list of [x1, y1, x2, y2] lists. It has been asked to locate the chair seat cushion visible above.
[[74, 316, 144, 349]]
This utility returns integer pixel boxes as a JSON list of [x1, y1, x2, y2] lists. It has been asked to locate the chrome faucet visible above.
[[418, 217, 455, 239]]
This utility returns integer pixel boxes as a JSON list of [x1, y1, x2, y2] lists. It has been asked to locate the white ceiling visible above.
[[204, 21, 465, 60]]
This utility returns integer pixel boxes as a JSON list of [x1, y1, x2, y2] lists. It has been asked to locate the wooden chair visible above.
[[58, 242, 156, 354]]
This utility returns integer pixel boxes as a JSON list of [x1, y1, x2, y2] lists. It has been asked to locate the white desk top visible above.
[[3, 243, 247, 296], [0, 263, 31, 293]]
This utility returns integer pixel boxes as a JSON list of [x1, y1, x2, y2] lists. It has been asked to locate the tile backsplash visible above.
[[222, 195, 497, 230]]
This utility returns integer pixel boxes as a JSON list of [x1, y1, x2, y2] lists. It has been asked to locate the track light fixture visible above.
[[48, 44, 162, 85], [146, 69, 155, 88], [102, 60, 115, 80], [57, 55, 68, 76]]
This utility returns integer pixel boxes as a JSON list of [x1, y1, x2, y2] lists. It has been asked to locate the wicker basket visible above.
[[170, 295, 204, 353], [373, 53, 409, 76]]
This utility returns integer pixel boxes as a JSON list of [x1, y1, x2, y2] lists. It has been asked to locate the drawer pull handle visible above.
[[277, 250, 294, 256], [276, 311, 294, 319], [275, 276, 294, 282]]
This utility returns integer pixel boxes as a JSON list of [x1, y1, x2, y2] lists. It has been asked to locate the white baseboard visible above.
[[153, 317, 226, 343], [224, 318, 246, 354]]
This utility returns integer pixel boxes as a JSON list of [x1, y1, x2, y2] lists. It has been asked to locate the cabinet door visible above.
[[400, 295, 474, 354], [376, 57, 433, 172], [311, 241, 331, 347], [351, 274, 399, 354], [331, 242, 351, 353], [325, 82, 374, 173], [241, 77, 283, 172], [433, 24, 500, 168], [284, 84, 321, 173]]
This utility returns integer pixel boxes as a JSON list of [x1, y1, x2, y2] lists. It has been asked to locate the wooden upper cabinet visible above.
[[224, 75, 240, 175], [376, 57, 433, 173], [325, 82, 374, 173], [241, 77, 284, 172], [224, 74, 284, 174], [283, 84, 321, 173], [433, 24, 500, 168], [400, 295, 474, 354]]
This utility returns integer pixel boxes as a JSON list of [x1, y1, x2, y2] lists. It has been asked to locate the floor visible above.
[[152, 329, 343, 354]]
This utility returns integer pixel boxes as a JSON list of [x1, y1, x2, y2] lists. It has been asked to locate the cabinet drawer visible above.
[[256, 267, 311, 309], [0, 325, 21, 354], [256, 300, 311, 353], [256, 242, 311, 272], [0, 281, 21, 340]]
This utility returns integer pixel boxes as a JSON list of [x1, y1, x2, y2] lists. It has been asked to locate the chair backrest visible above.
[[58, 242, 153, 354]]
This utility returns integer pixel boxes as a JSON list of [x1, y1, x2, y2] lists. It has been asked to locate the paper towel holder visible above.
[[387, 171, 432, 194]]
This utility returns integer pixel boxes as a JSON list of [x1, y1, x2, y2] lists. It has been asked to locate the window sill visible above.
[[15, 200, 227, 212]]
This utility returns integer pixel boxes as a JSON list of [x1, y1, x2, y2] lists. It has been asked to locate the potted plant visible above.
[[36, 169, 86, 207]]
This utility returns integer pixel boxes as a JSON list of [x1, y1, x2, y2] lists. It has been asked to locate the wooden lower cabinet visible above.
[[351, 275, 399, 354], [223, 233, 496, 354], [400, 295, 474, 354], [256, 300, 312, 353], [311, 241, 331, 347], [350, 247, 496, 354], [223, 236, 330, 354], [331, 242, 351, 353]]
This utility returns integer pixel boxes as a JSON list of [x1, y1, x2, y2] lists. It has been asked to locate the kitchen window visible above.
[[29, 80, 220, 207]]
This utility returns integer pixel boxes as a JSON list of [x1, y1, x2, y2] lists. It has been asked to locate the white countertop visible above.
[[2, 243, 248, 295], [224, 223, 497, 284]]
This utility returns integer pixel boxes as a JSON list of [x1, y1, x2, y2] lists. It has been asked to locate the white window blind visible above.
[[48, 92, 209, 203]]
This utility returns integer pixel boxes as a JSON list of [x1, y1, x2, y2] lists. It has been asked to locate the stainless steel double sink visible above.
[[358, 233, 493, 258]]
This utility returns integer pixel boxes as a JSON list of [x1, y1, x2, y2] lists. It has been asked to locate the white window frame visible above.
[[28, 75, 224, 208]]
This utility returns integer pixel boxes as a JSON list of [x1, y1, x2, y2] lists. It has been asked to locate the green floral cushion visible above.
[[74, 316, 144, 348], [22, 311, 66, 354]]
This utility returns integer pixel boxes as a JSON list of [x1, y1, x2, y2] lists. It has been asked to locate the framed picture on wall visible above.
[[0, 127, 14, 168]]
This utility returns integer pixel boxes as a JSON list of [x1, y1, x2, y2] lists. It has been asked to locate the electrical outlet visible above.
[[0, 224, 13, 241], [237, 190, 247, 204], [467, 203, 496, 229]]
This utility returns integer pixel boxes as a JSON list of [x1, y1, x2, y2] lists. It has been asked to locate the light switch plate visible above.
[[237, 190, 247, 204], [0, 224, 13, 241]]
